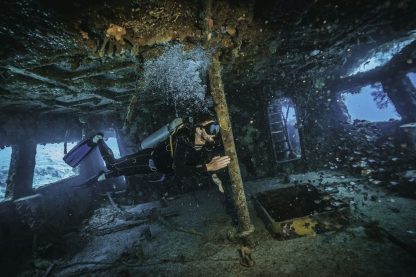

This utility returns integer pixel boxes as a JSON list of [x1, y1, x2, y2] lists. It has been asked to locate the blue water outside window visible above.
[[341, 83, 401, 122], [33, 142, 78, 188], [0, 147, 12, 200], [407, 72, 416, 88], [106, 137, 121, 159], [1, 131, 122, 193]]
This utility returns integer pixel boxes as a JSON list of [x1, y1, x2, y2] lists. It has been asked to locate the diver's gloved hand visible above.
[[206, 155, 231, 172]]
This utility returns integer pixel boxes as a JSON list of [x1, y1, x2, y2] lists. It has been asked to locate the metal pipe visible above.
[[5, 140, 36, 199], [209, 54, 255, 236]]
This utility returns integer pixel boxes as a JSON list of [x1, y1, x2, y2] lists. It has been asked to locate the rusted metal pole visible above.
[[209, 54, 255, 236], [5, 140, 36, 199], [122, 94, 139, 133]]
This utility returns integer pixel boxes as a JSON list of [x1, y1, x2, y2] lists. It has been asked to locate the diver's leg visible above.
[[104, 148, 154, 178], [96, 139, 117, 168], [92, 132, 154, 179]]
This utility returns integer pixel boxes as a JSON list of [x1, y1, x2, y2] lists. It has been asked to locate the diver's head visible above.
[[193, 112, 220, 145]]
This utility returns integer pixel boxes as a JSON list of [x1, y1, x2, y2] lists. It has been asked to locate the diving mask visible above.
[[196, 122, 220, 136]]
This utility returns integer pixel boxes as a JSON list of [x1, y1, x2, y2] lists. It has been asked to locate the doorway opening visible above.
[[267, 97, 301, 163]]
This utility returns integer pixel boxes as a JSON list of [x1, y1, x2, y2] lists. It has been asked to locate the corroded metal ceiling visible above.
[[0, 0, 415, 116]]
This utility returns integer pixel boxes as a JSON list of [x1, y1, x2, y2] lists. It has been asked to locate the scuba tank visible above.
[[138, 118, 184, 150]]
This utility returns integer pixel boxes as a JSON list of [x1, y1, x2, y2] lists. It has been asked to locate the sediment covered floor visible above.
[[20, 170, 416, 277]]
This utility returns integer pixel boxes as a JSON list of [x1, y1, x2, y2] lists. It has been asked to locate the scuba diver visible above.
[[64, 113, 230, 187]]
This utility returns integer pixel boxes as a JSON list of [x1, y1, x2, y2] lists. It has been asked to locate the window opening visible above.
[[104, 128, 121, 159], [406, 72, 416, 88], [267, 97, 301, 163], [341, 83, 401, 122], [0, 146, 12, 200], [33, 142, 78, 188]]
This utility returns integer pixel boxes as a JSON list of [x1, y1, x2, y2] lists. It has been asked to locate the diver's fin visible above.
[[63, 137, 96, 168]]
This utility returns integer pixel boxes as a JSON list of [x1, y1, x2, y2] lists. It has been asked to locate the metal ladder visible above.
[[267, 102, 295, 162]]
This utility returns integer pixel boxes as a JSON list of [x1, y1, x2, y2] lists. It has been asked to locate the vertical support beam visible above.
[[122, 94, 139, 134], [79, 123, 89, 179], [296, 93, 314, 165], [119, 94, 141, 194], [204, 0, 213, 35], [209, 54, 254, 236], [382, 75, 416, 123], [293, 99, 307, 162], [5, 140, 36, 199], [120, 94, 141, 156]]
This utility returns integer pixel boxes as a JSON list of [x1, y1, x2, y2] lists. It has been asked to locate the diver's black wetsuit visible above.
[[97, 127, 220, 179]]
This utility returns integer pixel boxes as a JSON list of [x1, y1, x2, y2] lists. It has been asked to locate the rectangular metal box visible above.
[[254, 184, 349, 239]]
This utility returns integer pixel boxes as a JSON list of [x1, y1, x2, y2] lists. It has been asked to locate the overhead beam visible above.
[[4, 65, 80, 93], [71, 62, 135, 80], [3, 65, 128, 102], [329, 40, 416, 92]]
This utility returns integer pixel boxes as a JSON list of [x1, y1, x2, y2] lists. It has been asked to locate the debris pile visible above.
[[329, 120, 416, 197]]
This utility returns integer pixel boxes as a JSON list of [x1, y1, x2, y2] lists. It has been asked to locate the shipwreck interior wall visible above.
[[0, 176, 97, 272]]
